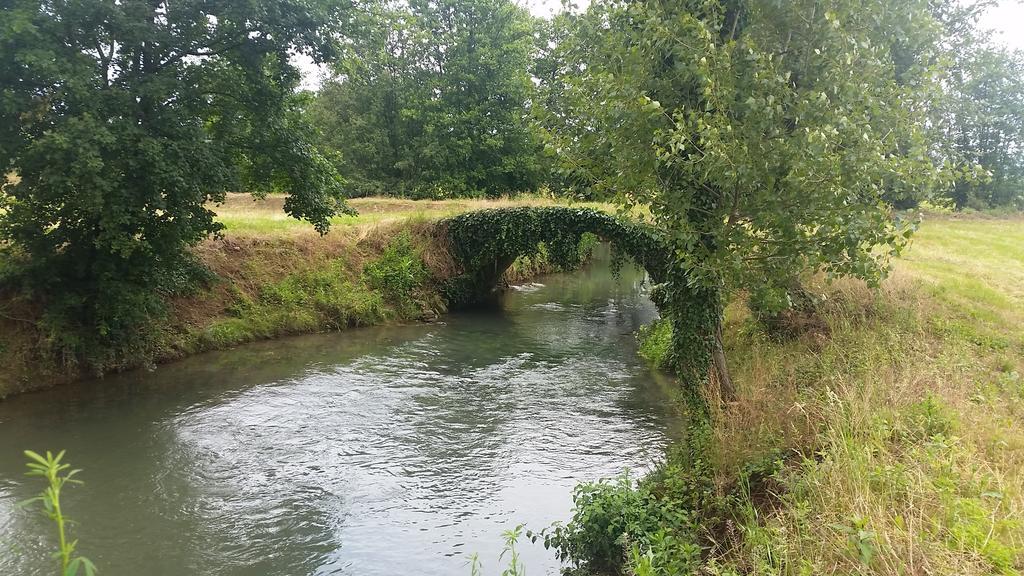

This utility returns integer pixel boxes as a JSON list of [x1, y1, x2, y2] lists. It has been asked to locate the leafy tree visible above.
[[0, 0, 352, 369], [307, 2, 420, 197], [531, 11, 599, 197], [412, 0, 542, 197], [549, 0, 949, 395], [943, 46, 1024, 209], [310, 0, 543, 198]]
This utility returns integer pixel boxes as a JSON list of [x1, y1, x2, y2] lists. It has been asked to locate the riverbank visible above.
[[0, 195, 608, 398], [715, 214, 1023, 574], [554, 212, 1024, 575]]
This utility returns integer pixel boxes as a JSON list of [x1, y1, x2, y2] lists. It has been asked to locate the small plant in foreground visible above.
[[831, 516, 877, 566], [20, 450, 96, 576], [469, 524, 527, 576]]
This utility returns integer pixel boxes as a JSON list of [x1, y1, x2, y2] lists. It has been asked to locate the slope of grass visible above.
[[622, 214, 1024, 575]]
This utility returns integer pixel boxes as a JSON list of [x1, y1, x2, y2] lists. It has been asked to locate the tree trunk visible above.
[[712, 317, 735, 402]]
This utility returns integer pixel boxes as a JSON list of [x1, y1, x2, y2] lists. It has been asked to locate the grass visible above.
[[687, 213, 1024, 575], [157, 224, 450, 361], [212, 193, 614, 235], [557, 212, 1024, 576]]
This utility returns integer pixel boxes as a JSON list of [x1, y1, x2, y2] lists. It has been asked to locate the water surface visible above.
[[0, 254, 681, 575]]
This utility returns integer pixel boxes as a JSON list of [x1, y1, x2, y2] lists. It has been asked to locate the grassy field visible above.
[[695, 214, 1024, 574], [212, 193, 614, 234]]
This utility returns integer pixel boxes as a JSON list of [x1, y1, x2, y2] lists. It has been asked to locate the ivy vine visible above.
[[441, 206, 719, 392]]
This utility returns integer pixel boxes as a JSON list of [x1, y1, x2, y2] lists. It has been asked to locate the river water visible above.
[[0, 253, 682, 576]]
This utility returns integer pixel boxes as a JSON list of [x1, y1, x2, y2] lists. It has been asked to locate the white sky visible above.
[[297, 0, 1024, 90], [979, 0, 1024, 51]]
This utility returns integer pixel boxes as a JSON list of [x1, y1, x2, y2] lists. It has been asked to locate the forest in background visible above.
[[306, 0, 1024, 209]]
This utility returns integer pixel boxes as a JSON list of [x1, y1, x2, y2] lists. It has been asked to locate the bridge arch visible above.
[[439, 206, 720, 392]]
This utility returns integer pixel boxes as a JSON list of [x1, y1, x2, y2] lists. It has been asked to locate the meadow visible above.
[[689, 213, 1024, 574], [211, 193, 614, 234]]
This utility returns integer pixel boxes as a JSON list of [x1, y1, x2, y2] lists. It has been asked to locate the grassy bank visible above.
[[552, 213, 1024, 575], [0, 195, 608, 398], [711, 214, 1024, 574]]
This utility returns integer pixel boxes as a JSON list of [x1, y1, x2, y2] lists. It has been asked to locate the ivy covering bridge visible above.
[[442, 206, 728, 396]]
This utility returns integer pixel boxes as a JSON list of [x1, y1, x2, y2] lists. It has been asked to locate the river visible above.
[[0, 252, 682, 575]]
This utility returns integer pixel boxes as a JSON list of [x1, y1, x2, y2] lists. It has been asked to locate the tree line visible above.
[[0, 0, 1022, 374], [305, 0, 1024, 211], [307, 0, 543, 199]]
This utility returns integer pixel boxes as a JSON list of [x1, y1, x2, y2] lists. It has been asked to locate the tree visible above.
[[307, 1, 421, 197], [0, 0, 352, 368], [531, 11, 601, 197], [550, 0, 949, 396], [412, 0, 542, 197], [943, 46, 1024, 209], [310, 0, 543, 198]]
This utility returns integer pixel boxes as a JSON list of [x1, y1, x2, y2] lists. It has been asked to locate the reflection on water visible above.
[[0, 251, 682, 576]]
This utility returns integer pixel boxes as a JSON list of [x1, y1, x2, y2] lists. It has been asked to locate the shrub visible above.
[[537, 464, 707, 575], [363, 232, 429, 307], [637, 319, 673, 370]]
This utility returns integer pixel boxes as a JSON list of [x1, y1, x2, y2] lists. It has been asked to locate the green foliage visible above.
[[309, 0, 543, 198], [534, 471, 704, 575], [503, 232, 599, 282], [189, 236, 434, 353], [904, 394, 959, 441], [536, 444, 718, 575], [469, 525, 528, 576], [20, 450, 96, 576], [363, 232, 430, 314], [540, 474, 664, 573], [547, 0, 949, 303], [193, 262, 390, 352], [941, 43, 1024, 210], [0, 0, 353, 372], [363, 232, 429, 299], [636, 319, 673, 370], [444, 206, 721, 389], [445, 207, 671, 293], [830, 516, 878, 566], [533, 386, 798, 576]]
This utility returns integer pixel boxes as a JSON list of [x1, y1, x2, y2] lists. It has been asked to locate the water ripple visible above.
[[0, 256, 680, 576]]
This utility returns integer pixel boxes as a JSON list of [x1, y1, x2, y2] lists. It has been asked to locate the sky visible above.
[[297, 0, 1024, 90], [523, 0, 1024, 50], [978, 0, 1024, 51]]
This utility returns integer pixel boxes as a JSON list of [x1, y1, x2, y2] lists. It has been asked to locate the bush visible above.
[[362, 232, 429, 309], [637, 319, 673, 370], [537, 460, 708, 575]]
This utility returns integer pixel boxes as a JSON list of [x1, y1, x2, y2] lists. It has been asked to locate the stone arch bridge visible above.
[[438, 206, 719, 390]]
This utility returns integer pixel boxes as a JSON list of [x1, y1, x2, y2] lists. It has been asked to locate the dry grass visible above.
[[709, 215, 1024, 575], [212, 193, 614, 235]]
